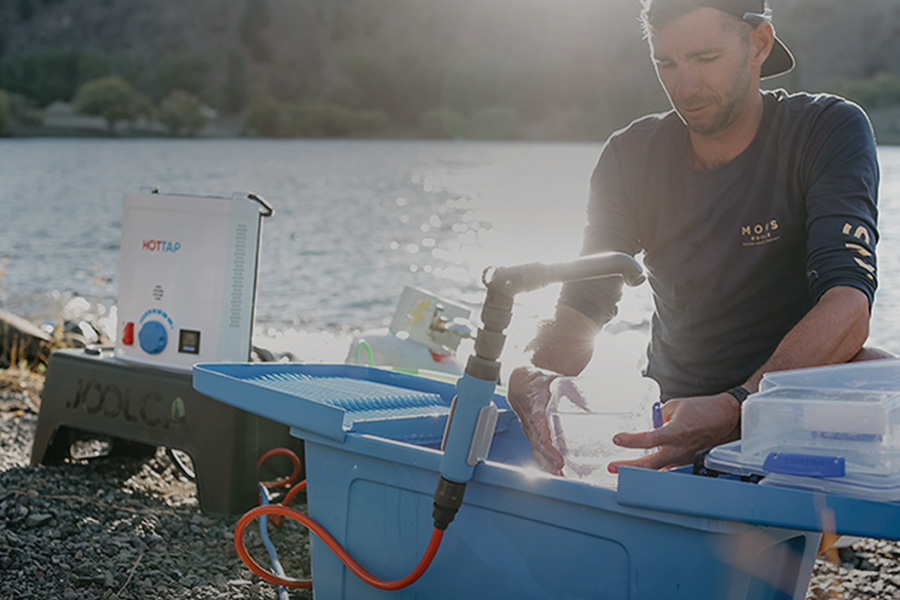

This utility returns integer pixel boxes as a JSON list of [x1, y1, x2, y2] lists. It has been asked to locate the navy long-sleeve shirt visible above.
[[560, 90, 880, 399]]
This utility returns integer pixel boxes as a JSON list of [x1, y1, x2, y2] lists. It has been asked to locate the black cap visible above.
[[643, 0, 795, 79]]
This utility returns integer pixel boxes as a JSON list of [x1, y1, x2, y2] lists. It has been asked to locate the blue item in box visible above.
[[707, 440, 900, 503], [193, 363, 845, 600]]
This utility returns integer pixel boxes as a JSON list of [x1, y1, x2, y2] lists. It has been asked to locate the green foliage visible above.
[[833, 73, 900, 110], [17, 0, 34, 21], [441, 69, 509, 117], [73, 76, 149, 134], [240, 0, 272, 62], [221, 53, 248, 113], [243, 98, 390, 137], [338, 56, 393, 111], [243, 95, 282, 137], [466, 106, 520, 140], [282, 103, 390, 137], [0, 90, 10, 136], [419, 107, 466, 139], [156, 53, 209, 100], [158, 90, 207, 136], [0, 50, 136, 107], [8, 93, 44, 129]]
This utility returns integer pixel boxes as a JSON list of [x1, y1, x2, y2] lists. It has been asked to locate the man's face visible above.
[[650, 8, 754, 136]]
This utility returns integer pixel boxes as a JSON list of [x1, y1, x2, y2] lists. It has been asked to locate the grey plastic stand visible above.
[[31, 348, 303, 514]]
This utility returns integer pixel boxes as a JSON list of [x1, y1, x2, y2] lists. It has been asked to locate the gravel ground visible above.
[[0, 387, 313, 600], [2, 381, 899, 599]]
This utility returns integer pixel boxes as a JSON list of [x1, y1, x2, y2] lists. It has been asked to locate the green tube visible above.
[[355, 339, 375, 366]]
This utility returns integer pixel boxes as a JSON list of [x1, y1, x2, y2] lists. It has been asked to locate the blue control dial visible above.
[[138, 321, 168, 354]]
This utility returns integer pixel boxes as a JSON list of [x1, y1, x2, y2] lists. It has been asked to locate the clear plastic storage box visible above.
[[703, 360, 900, 501], [742, 386, 900, 476], [743, 360, 900, 478]]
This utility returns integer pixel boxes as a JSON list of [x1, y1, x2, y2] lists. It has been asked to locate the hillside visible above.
[[1, 0, 899, 141]]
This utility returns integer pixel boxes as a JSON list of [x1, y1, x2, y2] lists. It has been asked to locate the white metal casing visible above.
[[115, 192, 266, 371]]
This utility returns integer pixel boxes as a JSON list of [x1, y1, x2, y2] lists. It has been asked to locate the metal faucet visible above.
[[431, 252, 645, 530]]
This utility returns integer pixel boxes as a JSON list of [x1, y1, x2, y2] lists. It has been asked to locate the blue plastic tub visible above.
[[193, 363, 900, 600]]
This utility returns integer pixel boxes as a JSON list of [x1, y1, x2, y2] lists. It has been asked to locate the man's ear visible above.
[[749, 22, 776, 70]]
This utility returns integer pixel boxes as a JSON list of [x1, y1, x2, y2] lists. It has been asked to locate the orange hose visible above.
[[257, 447, 303, 488], [239, 448, 444, 591], [281, 479, 307, 506], [234, 503, 444, 590]]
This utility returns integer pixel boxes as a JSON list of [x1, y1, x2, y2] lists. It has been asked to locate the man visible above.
[[508, 0, 884, 476]]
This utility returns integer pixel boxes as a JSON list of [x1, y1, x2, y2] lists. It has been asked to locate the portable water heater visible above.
[[115, 191, 272, 371]]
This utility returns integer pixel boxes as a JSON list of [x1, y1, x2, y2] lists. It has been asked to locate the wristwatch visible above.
[[725, 385, 750, 405]]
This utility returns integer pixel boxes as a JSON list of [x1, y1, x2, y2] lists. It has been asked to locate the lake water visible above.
[[2, 138, 900, 375]]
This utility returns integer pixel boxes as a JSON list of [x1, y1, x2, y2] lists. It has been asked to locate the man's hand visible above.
[[607, 392, 741, 472], [507, 366, 564, 475]]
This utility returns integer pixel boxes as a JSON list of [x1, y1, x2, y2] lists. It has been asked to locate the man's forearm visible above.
[[741, 286, 870, 393], [528, 304, 602, 376]]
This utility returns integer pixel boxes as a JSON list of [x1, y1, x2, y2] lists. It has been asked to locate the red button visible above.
[[122, 322, 135, 345]]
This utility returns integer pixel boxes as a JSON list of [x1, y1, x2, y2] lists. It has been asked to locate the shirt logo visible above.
[[741, 219, 781, 246]]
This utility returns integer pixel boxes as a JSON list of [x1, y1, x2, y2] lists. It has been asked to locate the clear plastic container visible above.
[[548, 374, 658, 488], [742, 385, 900, 476]]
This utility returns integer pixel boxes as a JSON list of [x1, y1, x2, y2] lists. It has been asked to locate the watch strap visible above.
[[725, 385, 750, 405]]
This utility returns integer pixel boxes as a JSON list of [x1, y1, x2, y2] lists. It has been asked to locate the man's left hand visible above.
[[607, 392, 742, 472]]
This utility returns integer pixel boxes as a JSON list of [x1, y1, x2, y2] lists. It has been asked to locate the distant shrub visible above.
[[466, 106, 520, 140], [419, 107, 467, 139], [243, 95, 283, 137], [244, 100, 390, 138], [834, 72, 900, 110], [0, 49, 138, 107], [0, 90, 11, 136], [73, 76, 150, 134], [282, 103, 390, 137], [158, 90, 206, 136], [8, 93, 44, 129], [156, 53, 209, 100], [220, 53, 248, 114]]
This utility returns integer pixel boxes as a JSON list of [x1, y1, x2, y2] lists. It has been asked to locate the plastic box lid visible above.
[[707, 440, 900, 502], [760, 358, 900, 392]]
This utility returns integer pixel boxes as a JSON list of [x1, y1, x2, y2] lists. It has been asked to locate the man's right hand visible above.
[[507, 365, 565, 475], [508, 305, 601, 475]]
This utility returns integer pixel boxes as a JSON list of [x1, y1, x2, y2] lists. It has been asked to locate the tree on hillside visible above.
[[158, 90, 206, 136], [221, 53, 248, 113], [0, 90, 11, 136], [156, 53, 209, 99], [73, 76, 150, 135]]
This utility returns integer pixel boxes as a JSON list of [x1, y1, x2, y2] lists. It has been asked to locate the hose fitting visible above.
[[432, 477, 467, 530]]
